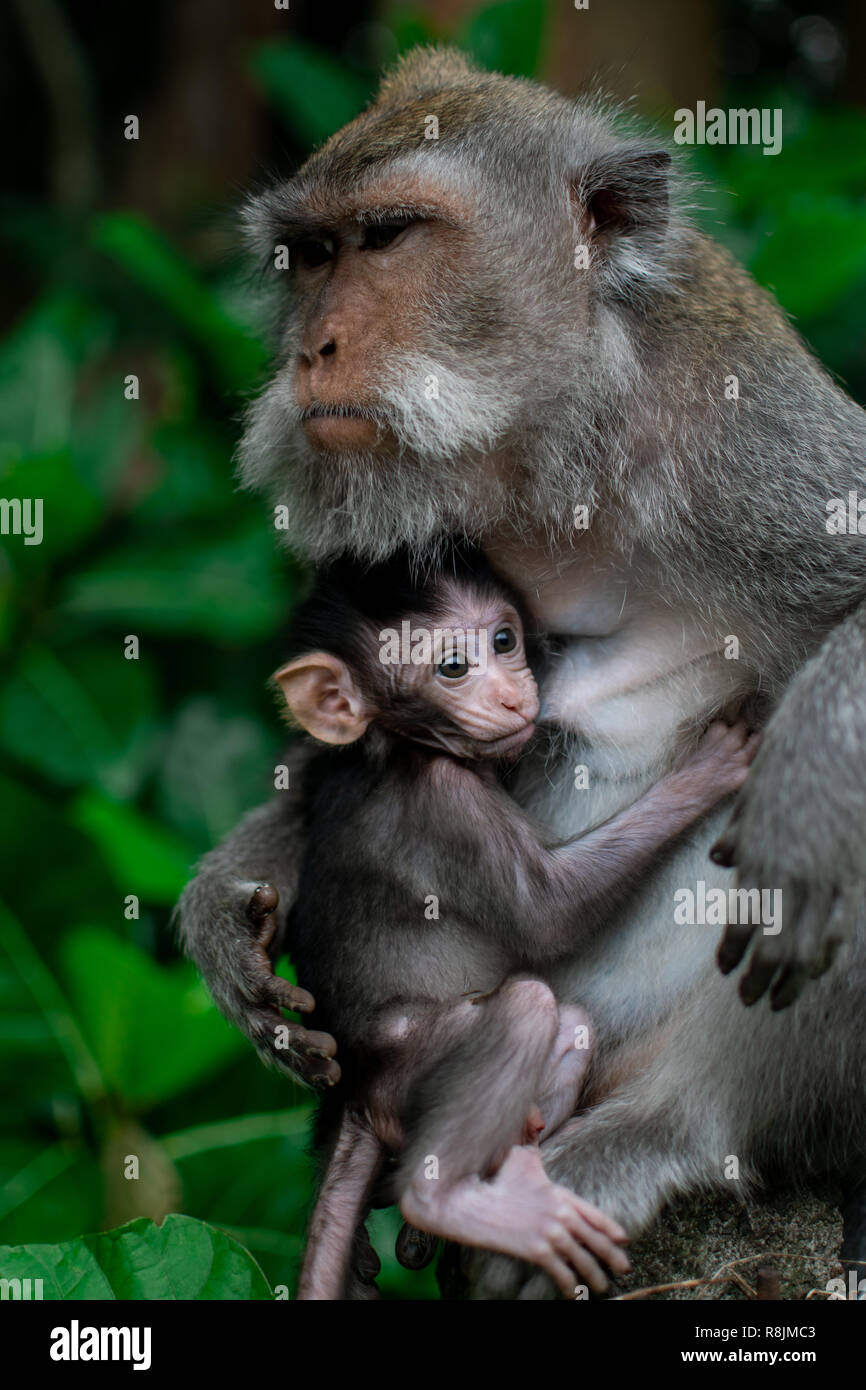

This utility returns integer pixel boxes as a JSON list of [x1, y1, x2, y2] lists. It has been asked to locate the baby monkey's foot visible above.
[[485, 1146, 630, 1296]]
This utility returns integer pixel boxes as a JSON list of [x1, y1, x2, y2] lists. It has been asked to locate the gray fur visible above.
[[177, 47, 866, 1295]]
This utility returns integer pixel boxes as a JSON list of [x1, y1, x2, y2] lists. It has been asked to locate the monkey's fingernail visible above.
[[739, 963, 776, 1006], [717, 931, 751, 973], [770, 966, 808, 1010], [289, 989, 315, 1012], [249, 883, 279, 920], [809, 938, 842, 979], [396, 1224, 438, 1270]]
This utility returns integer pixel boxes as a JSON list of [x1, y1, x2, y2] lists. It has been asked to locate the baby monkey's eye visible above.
[[362, 222, 409, 251], [493, 626, 517, 654], [437, 654, 470, 679]]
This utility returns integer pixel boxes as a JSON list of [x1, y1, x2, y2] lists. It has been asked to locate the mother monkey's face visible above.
[[237, 47, 674, 563]]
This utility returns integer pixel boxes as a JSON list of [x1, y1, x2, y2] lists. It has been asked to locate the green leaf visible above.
[[90, 214, 264, 393], [0, 642, 156, 795], [709, 108, 866, 217], [0, 1214, 272, 1299], [59, 525, 289, 642], [457, 0, 547, 77], [0, 1150, 102, 1250], [249, 40, 371, 148], [750, 198, 866, 318], [157, 697, 277, 849], [163, 1110, 313, 1252], [59, 928, 245, 1108], [0, 775, 114, 936], [387, 8, 438, 52], [69, 790, 194, 904], [0, 291, 110, 460], [0, 451, 102, 576]]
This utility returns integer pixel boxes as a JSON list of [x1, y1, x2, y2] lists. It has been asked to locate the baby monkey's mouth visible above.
[[481, 721, 536, 759]]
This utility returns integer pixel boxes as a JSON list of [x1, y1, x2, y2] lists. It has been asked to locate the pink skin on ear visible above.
[[274, 652, 370, 745]]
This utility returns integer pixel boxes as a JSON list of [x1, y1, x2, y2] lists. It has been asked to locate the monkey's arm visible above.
[[439, 722, 756, 961], [712, 603, 866, 1008], [175, 742, 339, 1086]]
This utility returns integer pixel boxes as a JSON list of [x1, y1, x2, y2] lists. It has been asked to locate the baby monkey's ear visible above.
[[273, 653, 370, 745]]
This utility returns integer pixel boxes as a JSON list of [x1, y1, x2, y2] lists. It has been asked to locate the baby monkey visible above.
[[275, 548, 757, 1300]]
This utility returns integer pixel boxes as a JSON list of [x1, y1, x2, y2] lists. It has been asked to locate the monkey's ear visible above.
[[570, 145, 672, 297], [573, 147, 670, 232], [273, 653, 370, 745]]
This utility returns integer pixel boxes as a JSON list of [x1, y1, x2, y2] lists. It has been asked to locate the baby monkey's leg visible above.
[[297, 1110, 383, 1300], [396, 980, 628, 1296], [534, 1005, 594, 1141]]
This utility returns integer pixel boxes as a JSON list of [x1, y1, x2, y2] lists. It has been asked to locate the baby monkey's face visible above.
[[401, 595, 540, 759], [274, 582, 540, 760]]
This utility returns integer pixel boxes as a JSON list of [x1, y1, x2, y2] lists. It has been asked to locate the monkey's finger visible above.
[[556, 1239, 609, 1296], [266, 976, 315, 1014], [543, 1248, 602, 1298], [709, 829, 740, 868], [556, 1233, 609, 1292], [564, 1227, 630, 1286], [306, 1055, 342, 1087], [295, 1028, 339, 1060], [309, 1068, 341, 1088], [717, 923, 755, 973], [569, 1195, 628, 1243], [809, 884, 862, 976], [248, 883, 279, 924], [743, 731, 762, 763], [354, 1232, 382, 1284], [248, 1009, 330, 1082], [787, 884, 835, 965], [769, 964, 811, 1011], [395, 1223, 438, 1270], [737, 879, 811, 998], [565, 1214, 631, 1274], [808, 935, 843, 980], [258, 1014, 341, 1086], [738, 957, 780, 1006]]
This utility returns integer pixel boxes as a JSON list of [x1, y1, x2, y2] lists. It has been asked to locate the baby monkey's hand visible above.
[[670, 720, 761, 815], [245, 885, 341, 1088]]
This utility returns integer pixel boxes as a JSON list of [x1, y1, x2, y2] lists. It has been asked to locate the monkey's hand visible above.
[[711, 608, 866, 1008], [175, 786, 340, 1087], [671, 719, 760, 809], [243, 884, 341, 1087]]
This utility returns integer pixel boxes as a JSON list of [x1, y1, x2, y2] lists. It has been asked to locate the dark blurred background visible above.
[[0, 0, 864, 1300]]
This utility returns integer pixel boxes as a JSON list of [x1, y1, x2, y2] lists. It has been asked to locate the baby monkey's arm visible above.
[[438, 721, 760, 962]]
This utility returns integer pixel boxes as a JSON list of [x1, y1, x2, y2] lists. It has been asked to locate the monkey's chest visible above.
[[290, 862, 512, 1047]]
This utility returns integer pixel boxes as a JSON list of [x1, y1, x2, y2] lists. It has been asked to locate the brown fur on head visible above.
[[272, 547, 539, 761], [238, 46, 689, 565]]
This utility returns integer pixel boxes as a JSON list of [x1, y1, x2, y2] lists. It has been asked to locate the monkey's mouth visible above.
[[302, 403, 389, 451], [482, 721, 536, 758], [303, 404, 375, 420]]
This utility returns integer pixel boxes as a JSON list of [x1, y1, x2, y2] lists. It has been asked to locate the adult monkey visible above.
[[178, 48, 866, 1297]]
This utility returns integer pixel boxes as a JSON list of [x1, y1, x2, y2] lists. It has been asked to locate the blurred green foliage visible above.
[[0, 0, 864, 1301]]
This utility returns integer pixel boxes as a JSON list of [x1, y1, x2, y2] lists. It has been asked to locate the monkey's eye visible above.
[[361, 222, 409, 251], [295, 236, 334, 268], [493, 627, 517, 654], [437, 654, 470, 680]]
